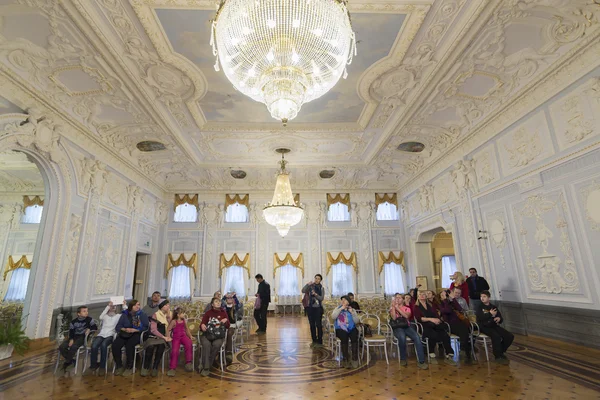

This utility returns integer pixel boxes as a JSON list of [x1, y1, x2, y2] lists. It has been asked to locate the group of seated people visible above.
[[56, 290, 244, 378], [330, 286, 514, 369]]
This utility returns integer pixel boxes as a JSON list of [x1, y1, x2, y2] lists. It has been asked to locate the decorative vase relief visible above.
[[514, 192, 579, 294], [488, 216, 507, 269]]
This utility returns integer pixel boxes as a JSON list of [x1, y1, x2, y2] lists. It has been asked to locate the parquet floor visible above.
[[1, 316, 599, 399]]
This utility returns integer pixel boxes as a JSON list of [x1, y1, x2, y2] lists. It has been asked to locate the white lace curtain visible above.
[[278, 263, 300, 301], [331, 262, 354, 296], [174, 203, 197, 222], [4, 267, 30, 302], [383, 262, 405, 295], [168, 264, 192, 299], [22, 205, 43, 224], [225, 203, 249, 223], [327, 202, 350, 222], [222, 265, 246, 297], [441, 255, 457, 289], [376, 202, 399, 221]]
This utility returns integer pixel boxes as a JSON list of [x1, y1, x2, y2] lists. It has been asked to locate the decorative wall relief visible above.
[[472, 145, 498, 187], [549, 77, 600, 151], [514, 192, 579, 294], [63, 214, 82, 304], [451, 159, 478, 194], [580, 180, 600, 231], [488, 215, 507, 269], [497, 111, 554, 176], [418, 184, 435, 214], [94, 223, 123, 295]]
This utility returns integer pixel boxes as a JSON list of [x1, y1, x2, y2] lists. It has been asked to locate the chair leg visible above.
[[383, 344, 389, 365], [484, 339, 490, 361]]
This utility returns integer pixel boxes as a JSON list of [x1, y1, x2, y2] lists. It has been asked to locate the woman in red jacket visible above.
[[199, 298, 230, 376], [449, 271, 469, 305]]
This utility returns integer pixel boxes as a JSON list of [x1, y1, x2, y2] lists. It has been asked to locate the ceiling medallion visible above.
[[397, 141, 425, 153], [210, 0, 357, 125], [319, 169, 335, 179], [136, 141, 166, 152], [230, 169, 247, 179], [263, 150, 304, 237]]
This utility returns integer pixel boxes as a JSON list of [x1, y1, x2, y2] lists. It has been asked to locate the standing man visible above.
[[254, 274, 271, 335], [466, 268, 490, 311], [302, 274, 325, 347]]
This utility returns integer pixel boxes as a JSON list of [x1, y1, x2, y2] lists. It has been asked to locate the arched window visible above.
[[278, 264, 299, 296], [22, 204, 43, 224], [223, 265, 246, 297], [376, 202, 399, 221], [441, 255, 457, 289], [331, 262, 354, 296], [327, 202, 350, 222], [383, 262, 405, 295], [168, 264, 192, 299], [4, 267, 30, 302], [173, 194, 199, 222], [225, 202, 249, 223], [174, 203, 198, 222]]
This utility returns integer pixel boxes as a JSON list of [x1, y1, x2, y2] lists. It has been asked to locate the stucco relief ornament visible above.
[[418, 184, 435, 213], [127, 185, 141, 213], [155, 201, 168, 225], [399, 200, 409, 222], [451, 160, 478, 194]]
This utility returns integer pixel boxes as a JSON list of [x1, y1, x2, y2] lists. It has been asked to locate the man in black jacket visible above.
[[466, 268, 490, 311], [254, 274, 271, 335], [475, 290, 513, 364]]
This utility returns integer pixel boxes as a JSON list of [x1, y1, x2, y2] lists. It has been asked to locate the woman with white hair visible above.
[[449, 271, 470, 306]]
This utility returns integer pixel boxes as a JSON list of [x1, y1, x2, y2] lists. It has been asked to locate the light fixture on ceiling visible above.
[[210, 0, 357, 125], [263, 149, 304, 237]]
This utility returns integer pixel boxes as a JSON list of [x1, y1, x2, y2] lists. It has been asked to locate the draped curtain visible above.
[[219, 253, 251, 278], [326, 193, 351, 222], [23, 195, 44, 208], [166, 253, 196, 299], [441, 255, 457, 289], [168, 264, 192, 299], [331, 263, 354, 296], [383, 262, 405, 295], [174, 194, 199, 222], [273, 253, 303, 304], [326, 252, 358, 275], [3, 255, 33, 302], [375, 193, 399, 221], [377, 251, 405, 275], [223, 266, 246, 297]]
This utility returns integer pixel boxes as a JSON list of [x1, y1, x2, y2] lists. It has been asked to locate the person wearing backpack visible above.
[[199, 297, 230, 376]]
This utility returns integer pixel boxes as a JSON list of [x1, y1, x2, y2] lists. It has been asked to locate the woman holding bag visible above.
[[199, 298, 230, 376], [390, 294, 428, 369]]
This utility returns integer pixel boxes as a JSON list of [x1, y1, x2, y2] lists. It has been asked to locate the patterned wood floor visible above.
[[0, 316, 599, 399]]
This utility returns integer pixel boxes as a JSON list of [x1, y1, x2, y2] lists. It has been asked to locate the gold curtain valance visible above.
[[378, 251, 405, 275], [3, 255, 32, 281], [327, 193, 350, 208], [326, 252, 358, 275], [225, 194, 249, 210], [375, 193, 398, 206], [273, 253, 304, 278], [166, 253, 197, 278], [219, 253, 251, 278], [23, 195, 44, 208], [174, 194, 199, 211]]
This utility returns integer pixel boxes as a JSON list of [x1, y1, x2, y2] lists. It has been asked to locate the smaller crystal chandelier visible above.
[[263, 149, 304, 237]]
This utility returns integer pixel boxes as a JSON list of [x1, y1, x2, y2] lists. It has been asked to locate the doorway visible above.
[[133, 253, 150, 302], [414, 227, 456, 292]]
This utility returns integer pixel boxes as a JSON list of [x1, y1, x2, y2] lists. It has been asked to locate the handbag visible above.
[[389, 316, 409, 330], [204, 318, 227, 341], [302, 292, 310, 308], [254, 296, 262, 310]]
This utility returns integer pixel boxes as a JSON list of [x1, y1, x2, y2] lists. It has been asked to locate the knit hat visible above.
[[158, 299, 169, 309]]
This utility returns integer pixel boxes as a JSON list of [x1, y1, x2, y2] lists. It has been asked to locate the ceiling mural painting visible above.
[[0, 0, 596, 193]]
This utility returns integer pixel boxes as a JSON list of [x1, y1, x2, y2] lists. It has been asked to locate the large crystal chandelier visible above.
[[263, 150, 304, 237], [211, 0, 356, 124]]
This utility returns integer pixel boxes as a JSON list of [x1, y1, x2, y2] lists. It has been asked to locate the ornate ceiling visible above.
[[0, 0, 598, 193], [0, 150, 44, 194]]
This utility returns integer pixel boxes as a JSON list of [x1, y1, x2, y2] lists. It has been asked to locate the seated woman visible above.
[[439, 289, 473, 364], [199, 298, 230, 376], [331, 296, 360, 369], [413, 291, 457, 366], [390, 294, 428, 370], [476, 290, 514, 364], [142, 300, 172, 377], [450, 272, 470, 306], [112, 300, 149, 376], [426, 290, 440, 308]]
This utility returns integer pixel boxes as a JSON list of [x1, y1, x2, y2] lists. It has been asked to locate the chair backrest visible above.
[[187, 318, 201, 336], [362, 314, 381, 335]]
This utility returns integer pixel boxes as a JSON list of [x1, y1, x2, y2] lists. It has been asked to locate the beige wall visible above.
[[431, 232, 454, 291]]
